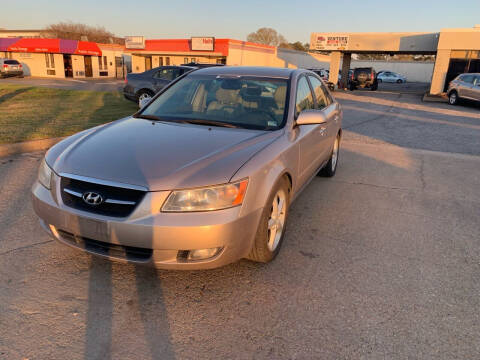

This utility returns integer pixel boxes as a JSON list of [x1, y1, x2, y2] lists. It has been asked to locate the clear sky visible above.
[[1, 0, 478, 43]]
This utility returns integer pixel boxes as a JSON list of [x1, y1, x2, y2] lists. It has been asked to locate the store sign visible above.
[[125, 36, 145, 49], [313, 34, 349, 50], [191, 37, 214, 51]]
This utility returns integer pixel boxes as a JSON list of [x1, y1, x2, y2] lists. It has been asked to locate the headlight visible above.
[[162, 179, 248, 212], [38, 158, 53, 189]]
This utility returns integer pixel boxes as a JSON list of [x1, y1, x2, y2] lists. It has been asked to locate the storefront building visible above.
[[0, 38, 126, 79], [124, 37, 329, 73]]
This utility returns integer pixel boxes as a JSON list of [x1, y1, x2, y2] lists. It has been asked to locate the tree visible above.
[[279, 41, 310, 52], [43, 22, 123, 44], [247, 28, 287, 47]]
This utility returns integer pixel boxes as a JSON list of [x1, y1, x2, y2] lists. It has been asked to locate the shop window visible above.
[[191, 58, 196, 63], [159, 57, 163, 66], [45, 53, 55, 75], [184, 57, 188, 64], [99, 56, 108, 70], [166, 57, 170, 66]]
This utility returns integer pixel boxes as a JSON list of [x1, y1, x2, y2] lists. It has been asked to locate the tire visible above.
[[137, 89, 154, 107], [349, 83, 356, 91], [370, 83, 378, 91], [448, 91, 458, 105], [396, 79, 402, 83], [246, 176, 290, 263], [319, 133, 340, 177]]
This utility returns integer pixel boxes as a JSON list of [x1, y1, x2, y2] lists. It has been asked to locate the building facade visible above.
[[0, 38, 126, 79], [124, 38, 329, 73]]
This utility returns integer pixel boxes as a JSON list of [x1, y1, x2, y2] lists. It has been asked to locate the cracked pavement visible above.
[[1, 83, 480, 359]]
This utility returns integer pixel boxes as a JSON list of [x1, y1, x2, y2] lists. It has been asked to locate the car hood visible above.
[[47, 117, 280, 191]]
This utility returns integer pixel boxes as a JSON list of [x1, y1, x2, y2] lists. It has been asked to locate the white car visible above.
[[377, 71, 406, 83]]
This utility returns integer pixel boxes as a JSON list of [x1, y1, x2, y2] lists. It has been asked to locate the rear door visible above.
[[470, 76, 480, 101]]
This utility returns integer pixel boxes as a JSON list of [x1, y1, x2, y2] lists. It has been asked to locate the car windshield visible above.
[[140, 75, 289, 130]]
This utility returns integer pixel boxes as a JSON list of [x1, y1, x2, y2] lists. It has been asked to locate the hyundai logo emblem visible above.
[[82, 191, 104, 206]]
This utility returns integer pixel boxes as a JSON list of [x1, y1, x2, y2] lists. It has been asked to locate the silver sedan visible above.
[[32, 66, 343, 269], [377, 71, 407, 83]]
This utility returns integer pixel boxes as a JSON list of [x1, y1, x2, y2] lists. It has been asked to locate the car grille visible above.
[[57, 229, 152, 262], [60, 176, 146, 218]]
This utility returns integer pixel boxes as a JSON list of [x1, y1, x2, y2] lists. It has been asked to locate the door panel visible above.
[[84, 56, 92, 77]]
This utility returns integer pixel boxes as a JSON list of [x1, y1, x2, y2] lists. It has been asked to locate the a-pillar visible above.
[[430, 49, 451, 95]]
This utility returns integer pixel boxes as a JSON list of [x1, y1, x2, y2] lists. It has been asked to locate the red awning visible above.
[[75, 41, 102, 56], [8, 38, 60, 53]]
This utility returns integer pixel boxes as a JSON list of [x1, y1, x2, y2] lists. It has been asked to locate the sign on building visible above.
[[191, 37, 214, 51], [125, 36, 145, 49], [312, 34, 349, 51]]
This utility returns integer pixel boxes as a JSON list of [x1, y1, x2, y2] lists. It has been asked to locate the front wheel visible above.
[[246, 177, 290, 263], [448, 91, 458, 105], [396, 79, 403, 83], [319, 134, 340, 177]]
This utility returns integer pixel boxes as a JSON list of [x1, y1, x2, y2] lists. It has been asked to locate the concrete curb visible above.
[[422, 92, 448, 103], [0, 137, 65, 158]]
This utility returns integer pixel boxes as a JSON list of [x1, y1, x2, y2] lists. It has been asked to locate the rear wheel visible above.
[[246, 177, 290, 263], [370, 83, 378, 91], [396, 79, 403, 83], [349, 83, 356, 91], [448, 91, 458, 105], [319, 134, 340, 177], [137, 89, 154, 107]]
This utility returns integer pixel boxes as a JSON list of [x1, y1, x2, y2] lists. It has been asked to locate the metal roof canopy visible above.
[[310, 32, 439, 55]]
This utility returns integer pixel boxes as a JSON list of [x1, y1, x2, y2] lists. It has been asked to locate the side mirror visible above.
[[139, 97, 151, 109], [295, 110, 327, 126]]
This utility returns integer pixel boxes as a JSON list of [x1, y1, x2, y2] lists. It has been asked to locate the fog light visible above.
[[187, 247, 222, 261]]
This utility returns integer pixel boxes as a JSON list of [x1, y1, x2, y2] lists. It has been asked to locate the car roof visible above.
[[191, 66, 296, 78]]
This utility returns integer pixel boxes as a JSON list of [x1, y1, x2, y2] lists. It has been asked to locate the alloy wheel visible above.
[[267, 188, 287, 252]]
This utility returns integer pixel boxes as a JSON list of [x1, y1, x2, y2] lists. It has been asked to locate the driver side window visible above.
[[295, 76, 314, 117]]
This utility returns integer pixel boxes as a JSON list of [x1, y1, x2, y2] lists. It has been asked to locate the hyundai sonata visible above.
[[32, 66, 342, 269]]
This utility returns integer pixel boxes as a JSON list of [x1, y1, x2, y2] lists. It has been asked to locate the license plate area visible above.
[[63, 212, 109, 242]]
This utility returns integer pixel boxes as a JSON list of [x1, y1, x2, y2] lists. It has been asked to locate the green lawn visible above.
[[0, 84, 138, 144]]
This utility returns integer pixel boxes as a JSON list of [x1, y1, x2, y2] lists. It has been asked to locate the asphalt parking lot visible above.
[[1, 83, 479, 359]]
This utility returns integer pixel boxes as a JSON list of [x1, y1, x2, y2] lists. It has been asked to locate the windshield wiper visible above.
[[134, 114, 163, 121], [179, 119, 239, 128]]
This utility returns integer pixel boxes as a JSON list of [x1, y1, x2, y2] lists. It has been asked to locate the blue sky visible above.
[[1, 0, 478, 42]]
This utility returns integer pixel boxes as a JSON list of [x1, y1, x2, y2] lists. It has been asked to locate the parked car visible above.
[[349, 67, 377, 91], [123, 65, 196, 106], [181, 62, 225, 68], [377, 71, 407, 83], [0, 58, 24, 78], [32, 66, 343, 270], [447, 73, 480, 105], [308, 68, 329, 81]]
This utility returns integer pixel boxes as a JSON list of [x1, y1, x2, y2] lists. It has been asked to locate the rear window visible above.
[[354, 68, 373, 74], [4, 60, 20, 65]]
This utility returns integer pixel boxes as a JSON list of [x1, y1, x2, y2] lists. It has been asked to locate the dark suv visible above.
[[349, 67, 377, 91]]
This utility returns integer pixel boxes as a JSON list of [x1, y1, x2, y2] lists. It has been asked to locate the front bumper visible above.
[[32, 178, 262, 270]]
